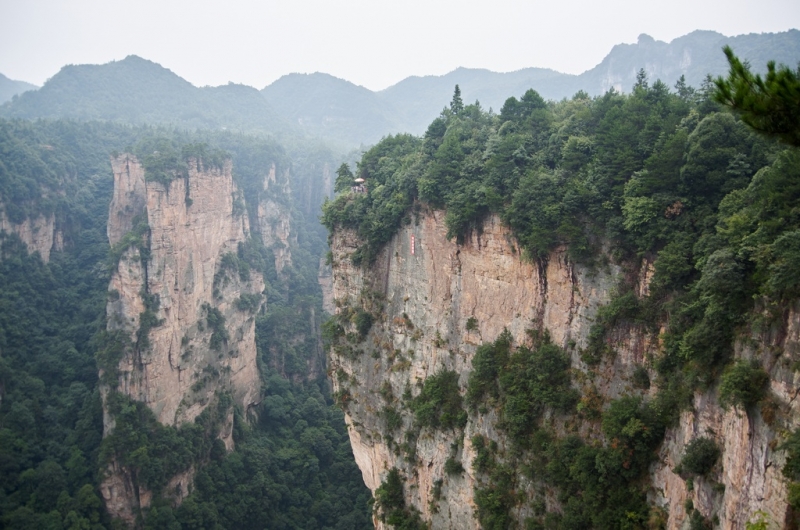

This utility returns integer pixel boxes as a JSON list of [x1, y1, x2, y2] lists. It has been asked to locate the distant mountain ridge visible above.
[[2, 29, 798, 146], [0, 73, 37, 104], [0, 56, 297, 137], [263, 29, 800, 143]]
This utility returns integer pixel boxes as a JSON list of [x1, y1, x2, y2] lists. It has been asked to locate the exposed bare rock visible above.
[[328, 208, 799, 529], [101, 155, 264, 523], [0, 206, 62, 261], [100, 459, 194, 526], [108, 155, 147, 247], [318, 256, 334, 314], [99, 459, 139, 526], [329, 211, 617, 528]]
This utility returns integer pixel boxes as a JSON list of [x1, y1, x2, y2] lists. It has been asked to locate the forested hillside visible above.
[[322, 56, 800, 527], [0, 57, 296, 138], [0, 120, 371, 529]]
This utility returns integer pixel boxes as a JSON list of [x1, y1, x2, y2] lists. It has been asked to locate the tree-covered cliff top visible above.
[[323, 57, 800, 400], [323, 55, 800, 528], [323, 66, 796, 279]]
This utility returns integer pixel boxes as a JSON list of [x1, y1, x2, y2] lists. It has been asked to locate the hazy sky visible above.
[[1, 0, 798, 91]]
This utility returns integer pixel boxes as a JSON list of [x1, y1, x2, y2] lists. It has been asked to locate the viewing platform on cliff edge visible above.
[[351, 177, 367, 194]]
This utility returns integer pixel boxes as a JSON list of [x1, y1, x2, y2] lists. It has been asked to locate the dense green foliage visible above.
[[465, 331, 667, 526], [718, 360, 770, 410], [102, 392, 231, 494], [715, 46, 800, 147], [0, 120, 143, 529], [0, 234, 109, 528], [132, 137, 229, 185], [678, 437, 720, 476], [473, 463, 515, 530], [409, 369, 467, 431], [0, 120, 371, 528], [162, 375, 372, 530], [321, 134, 421, 264], [374, 468, 425, 530], [467, 330, 577, 447], [522, 397, 665, 528], [781, 428, 800, 515]]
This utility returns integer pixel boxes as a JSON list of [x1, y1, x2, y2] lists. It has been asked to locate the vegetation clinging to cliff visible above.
[[324, 51, 800, 529]]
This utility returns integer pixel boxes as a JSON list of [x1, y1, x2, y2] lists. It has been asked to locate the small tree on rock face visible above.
[[718, 360, 769, 410], [450, 84, 464, 114], [334, 163, 354, 193], [679, 437, 720, 476]]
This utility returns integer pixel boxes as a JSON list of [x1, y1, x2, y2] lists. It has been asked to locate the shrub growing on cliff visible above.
[[474, 465, 516, 530], [203, 303, 229, 351], [108, 213, 150, 268], [467, 330, 576, 446], [583, 290, 642, 365], [375, 468, 426, 530], [137, 290, 163, 349], [235, 292, 262, 313], [383, 406, 403, 432], [500, 341, 577, 445], [467, 329, 512, 405], [410, 369, 467, 431], [718, 360, 769, 409], [353, 308, 374, 340], [445, 456, 464, 475], [779, 427, 800, 513], [678, 437, 720, 476]]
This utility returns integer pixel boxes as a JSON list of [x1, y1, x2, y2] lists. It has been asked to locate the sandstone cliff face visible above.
[[0, 206, 62, 261], [101, 155, 264, 523], [328, 209, 800, 529], [108, 156, 148, 247]]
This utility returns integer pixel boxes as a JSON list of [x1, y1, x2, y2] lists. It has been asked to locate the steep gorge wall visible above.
[[256, 163, 294, 274], [100, 155, 264, 522], [328, 210, 800, 529], [0, 205, 62, 261]]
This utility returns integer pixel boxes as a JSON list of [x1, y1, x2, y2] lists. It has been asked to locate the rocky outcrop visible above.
[[101, 155, 264, 523], [328, 209, 800, 529], [0, 206, 62, 261], [318, 256, 335, 314], [108, 156, 148, 246], [255, 163, 294, 273]]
